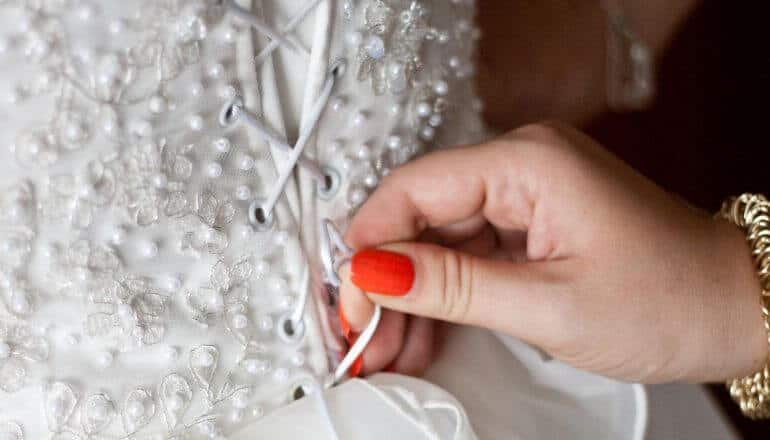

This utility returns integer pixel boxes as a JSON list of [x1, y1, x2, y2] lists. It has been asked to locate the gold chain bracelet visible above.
[[719, 194, 770, 418]]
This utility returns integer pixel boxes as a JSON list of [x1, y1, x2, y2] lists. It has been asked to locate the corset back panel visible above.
[[0, 0, 483, 438]]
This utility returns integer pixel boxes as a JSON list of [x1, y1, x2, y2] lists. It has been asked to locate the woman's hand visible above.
[[339, 122, 766, 383]]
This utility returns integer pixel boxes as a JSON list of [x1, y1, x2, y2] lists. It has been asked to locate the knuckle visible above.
[[437, 250, 475, 323], [511, 121, 573, 146], [486, 121, 586, 174], [506, 122, 580, 167]]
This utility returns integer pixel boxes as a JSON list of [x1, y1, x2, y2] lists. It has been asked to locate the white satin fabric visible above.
[[0, 0, 732, 437], [233, 326, 736, 439], [427, 326, 735, 440], [232, 374, 477, 440]]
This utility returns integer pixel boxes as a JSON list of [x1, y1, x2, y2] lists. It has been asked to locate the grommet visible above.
[[219, 97, 243, 127], [277, 313, 305, 344], [248, 198, 274, 231], [329, 58, 347, 78], [292, 384, 307, 400], [317, 166, 341, 200], [290, 379, 317, 401]]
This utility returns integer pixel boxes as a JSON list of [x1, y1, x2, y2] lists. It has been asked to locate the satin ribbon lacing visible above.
[[220, 2, 383, 438]]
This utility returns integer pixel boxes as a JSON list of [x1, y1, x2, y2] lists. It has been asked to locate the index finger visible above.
[[345, 139, 537, 249]]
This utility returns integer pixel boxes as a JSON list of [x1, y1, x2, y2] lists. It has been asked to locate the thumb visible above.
[[339, 242, 576, 344]]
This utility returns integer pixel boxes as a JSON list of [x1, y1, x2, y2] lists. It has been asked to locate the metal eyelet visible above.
[[219, 97, 243, 127], [329, 58, 347, 78], [292, 383, 309, 400], [248, 199, 274, 231], [277, 314, 305, 344], [317, 166, 341, 200]]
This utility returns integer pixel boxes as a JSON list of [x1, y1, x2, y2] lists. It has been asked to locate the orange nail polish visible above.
[[349, 355, 363, 377], [338, 303, 351, 339], [350, 249, 414, 296]]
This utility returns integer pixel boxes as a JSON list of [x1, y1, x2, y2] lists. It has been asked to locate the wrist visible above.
[[711, 217, 768, 378]]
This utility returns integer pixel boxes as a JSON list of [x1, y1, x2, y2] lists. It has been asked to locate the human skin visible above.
[[338, 122, 766, 383]]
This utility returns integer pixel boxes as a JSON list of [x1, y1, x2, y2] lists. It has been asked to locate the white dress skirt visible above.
[[0, 0, 666, 438]]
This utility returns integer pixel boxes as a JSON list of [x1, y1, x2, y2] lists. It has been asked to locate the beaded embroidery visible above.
[[0, 0, 483, 437]]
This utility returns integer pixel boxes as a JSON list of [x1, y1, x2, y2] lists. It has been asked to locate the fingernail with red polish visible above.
[[349, 355, 363, 377], [351, 249, 415, 296], [338, 303, 351, 339]]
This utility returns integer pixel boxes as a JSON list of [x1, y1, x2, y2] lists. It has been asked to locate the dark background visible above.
[[587, 1, 770, 213], [479, 1, 770, 437], [589, 2, 768, 438]]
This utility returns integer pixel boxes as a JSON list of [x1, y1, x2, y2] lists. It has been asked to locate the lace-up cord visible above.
[[221, 0, 334, 193], [260, 64, 339, 219], [319, 220, 383, 385], [254, 0, 325, 66], [221, 2, 379, 432], [220, 98, 326, 181], [319, 219, 352, 287], [224, 0, 309, 57], [222, 3, 342, 438], [333, 304, 381, 384], [222, 0, 342, 342]]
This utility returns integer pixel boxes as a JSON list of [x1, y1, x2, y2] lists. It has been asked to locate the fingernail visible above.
[[350, 249, 414, 296], [338, 303, 351, 339], [349, 355, 363, 377]]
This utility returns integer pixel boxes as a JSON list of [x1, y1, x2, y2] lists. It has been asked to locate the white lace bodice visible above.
[[0, 0, 483, 438]]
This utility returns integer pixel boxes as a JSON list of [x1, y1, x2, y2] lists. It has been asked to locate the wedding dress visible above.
[[0, 0, 485, 438], [0, 1, 644, 439]]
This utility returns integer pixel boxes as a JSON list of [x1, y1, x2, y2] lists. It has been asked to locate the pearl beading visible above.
[[0, 0, 484, 438]]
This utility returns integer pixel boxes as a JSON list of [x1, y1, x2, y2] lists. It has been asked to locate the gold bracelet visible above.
[[719, 194, 770, 418]]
